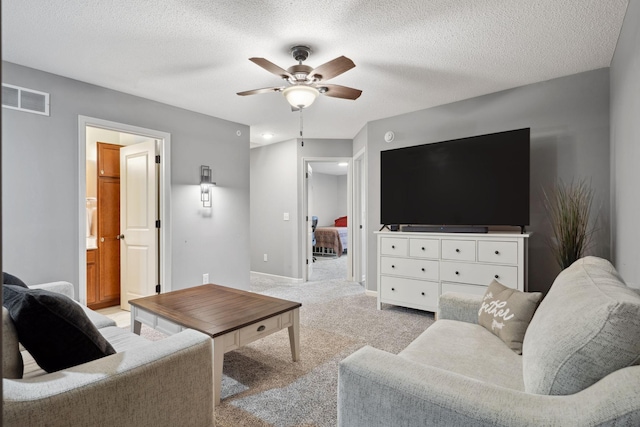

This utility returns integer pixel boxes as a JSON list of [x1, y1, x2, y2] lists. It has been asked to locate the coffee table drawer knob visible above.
[[239, 315, 281, 346]]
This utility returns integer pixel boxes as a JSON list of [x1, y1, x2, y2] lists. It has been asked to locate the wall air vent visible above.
[[2, 83, 50, 116]]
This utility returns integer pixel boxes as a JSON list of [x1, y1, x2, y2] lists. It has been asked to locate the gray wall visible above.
[[337, 175, 348, 217], [610, 0, 640, 288], [2, 62, 250, 295], [311, 173, 346, 227], [365, 68, 611, 294], [250, 139, 298, 277], [353, 125, 367, 156], [250, 138, 352, 279]]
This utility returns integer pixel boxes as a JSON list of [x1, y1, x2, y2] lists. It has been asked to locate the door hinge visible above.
[[305, 172, 308, 179], [306, 259, 309, 265], [155, 220, 161, 228], [155, 284, 161, 293], [306, 215, 308, 222], [155, 155, 161, 164]]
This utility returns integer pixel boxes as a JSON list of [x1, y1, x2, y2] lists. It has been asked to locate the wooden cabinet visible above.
[[86, 249, 98, 307], [377, 231, 530, 313], [97, 142, 121, 178], [91, 142, 122, 309]]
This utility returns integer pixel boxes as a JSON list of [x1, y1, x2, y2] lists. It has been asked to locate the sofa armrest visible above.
[[28, 281, 75, 300], [437, 292, 482, 323], [3, 329, 214, 427], [338, 346, 640, 427]]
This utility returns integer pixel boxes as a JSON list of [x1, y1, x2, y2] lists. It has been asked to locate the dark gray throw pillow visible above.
[[2, 285, 116, 373], [3, 272, 28, 288]]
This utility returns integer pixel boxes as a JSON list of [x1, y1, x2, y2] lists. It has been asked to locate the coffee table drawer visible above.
[[239, 315, 280, 346]]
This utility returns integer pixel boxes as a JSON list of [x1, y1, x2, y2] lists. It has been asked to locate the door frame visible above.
[[301, 156, 353, 282], [353, 147, 367, 285], [77, 115, 172, 305]]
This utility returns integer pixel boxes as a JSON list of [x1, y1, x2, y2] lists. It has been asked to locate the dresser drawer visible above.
[[440, 262, 518, 288], [441, 240, 476, 261], [380, 237, 408, 256], [478, 241, 518, 265], [380, 257, 439, 280], [239, 315, 280, 346], [380, 276, 439, 309], [409, 238, 440, 258], [442, 281, 488, 297]]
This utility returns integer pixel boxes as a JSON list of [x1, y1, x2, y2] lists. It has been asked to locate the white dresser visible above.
[[376, 231, 530, 312]]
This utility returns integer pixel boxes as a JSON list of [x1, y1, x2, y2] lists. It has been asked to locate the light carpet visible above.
[[141, 256, 435, 427]]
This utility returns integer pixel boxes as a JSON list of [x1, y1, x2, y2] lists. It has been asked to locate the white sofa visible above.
[[338, 257, 640, 426], [2, 281, 214, 427]]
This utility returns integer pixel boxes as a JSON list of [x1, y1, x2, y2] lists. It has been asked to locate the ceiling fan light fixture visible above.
[[282, 85, 319, 109]]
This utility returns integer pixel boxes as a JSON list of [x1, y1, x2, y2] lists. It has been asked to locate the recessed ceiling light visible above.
[[338, 162, 348, 167], [262, 133, 274, 139]]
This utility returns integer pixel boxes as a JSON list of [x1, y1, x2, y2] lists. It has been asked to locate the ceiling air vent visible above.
[[2, 83, 50, 116]]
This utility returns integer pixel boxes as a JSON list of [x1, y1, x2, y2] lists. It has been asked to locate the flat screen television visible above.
[[380, 128, 530, 230]]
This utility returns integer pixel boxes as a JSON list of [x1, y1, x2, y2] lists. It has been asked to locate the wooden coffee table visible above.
[[129, 284, 301, 406]]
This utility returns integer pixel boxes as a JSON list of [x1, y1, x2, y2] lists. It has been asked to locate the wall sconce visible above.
[[200, 165, 216, 207]]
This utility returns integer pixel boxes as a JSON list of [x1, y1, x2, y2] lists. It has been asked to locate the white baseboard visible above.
[[365, 290, 377, 297], [250, 271, 303, 283]]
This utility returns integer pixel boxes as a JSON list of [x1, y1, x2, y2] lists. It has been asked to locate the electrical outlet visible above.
[[202, 273, 209, 284], [264, 254, 268, 262]]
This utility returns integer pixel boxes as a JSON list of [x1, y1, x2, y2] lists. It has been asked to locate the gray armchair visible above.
[[3, 281, 214, 426], [338, 257, 640, 426]]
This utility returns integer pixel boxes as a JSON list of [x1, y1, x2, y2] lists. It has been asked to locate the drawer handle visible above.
[[455, 271, 460, 275], [391, 287, 395, 291], [421, 292, 425, 296], [391, 265, 395, 269], [495, 250, 500, 255], [421, 268, 425, 272], [257, 325, 266, 332], [494, 274, 499, 279], [455, 248, 460, 253], [421, 247, 425, 251], [392, 245, 395, 249]]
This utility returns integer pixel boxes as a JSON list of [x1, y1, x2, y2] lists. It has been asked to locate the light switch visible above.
[[284, 212, 289, 221]]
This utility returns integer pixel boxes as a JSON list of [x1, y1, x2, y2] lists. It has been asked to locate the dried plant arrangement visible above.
[[543, 179, 596, 269]]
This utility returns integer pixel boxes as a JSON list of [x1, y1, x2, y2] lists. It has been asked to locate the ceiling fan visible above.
[[237, 45, 362, 109]]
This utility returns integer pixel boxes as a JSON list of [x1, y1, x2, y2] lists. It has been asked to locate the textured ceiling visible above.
[[1, 0, 629, 146]]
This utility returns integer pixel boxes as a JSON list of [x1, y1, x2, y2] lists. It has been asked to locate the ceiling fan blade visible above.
[[236, 87, 283, 96], [249, 58, 293, 79], [320, 84, 362, 100], [309, 56, 355, 81]]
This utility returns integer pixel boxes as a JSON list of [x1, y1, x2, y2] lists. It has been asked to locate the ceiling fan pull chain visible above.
[[300, 108, 304, 147]]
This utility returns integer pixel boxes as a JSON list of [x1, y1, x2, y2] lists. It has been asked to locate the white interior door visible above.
[[306, 163, 314, 280], [120, 140, 157, 310]]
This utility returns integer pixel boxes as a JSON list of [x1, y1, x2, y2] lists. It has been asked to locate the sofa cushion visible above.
[[522, 256, 640, 395], [2, 307, 24, 379], [79, 304, 117, 329], [400, 319, 525, 391], [99, 326, 150, 352], [478, 280, 542, 354], [2, 285, 116, 373]]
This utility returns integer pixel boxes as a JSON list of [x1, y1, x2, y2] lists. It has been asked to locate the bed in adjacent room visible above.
[[313, 217, 347, 257]]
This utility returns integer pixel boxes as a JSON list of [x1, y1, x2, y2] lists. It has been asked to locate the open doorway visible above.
[[302, 157, 353, 282], [77, 116, 172, 309]]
